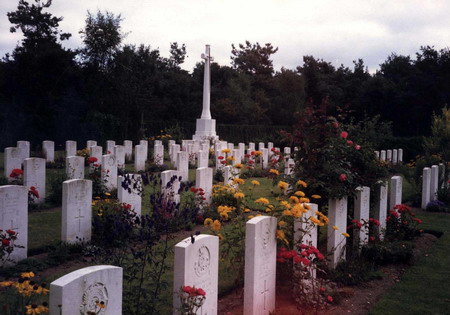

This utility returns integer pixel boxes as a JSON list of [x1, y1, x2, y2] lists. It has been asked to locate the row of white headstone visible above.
[[421, 163, 446, 209], [374, 148, 403, 164]]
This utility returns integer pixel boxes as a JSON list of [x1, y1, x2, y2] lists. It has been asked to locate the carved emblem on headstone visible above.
[[80, 282, 108, 315], [11, 148, 19, 158], [108, 156, 115, 167], [261, 221, 271, 249], [194, 245, 211, 277]]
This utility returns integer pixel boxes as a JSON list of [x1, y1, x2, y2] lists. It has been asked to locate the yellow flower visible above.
[[342, 232, 350, 238], [255, 197, 270, 205], [234, 163, 244, 169], [248, 215, 255, 219], [299, 197, 310, 203], [0, 281, 14, 287], [280, 201, 291, 209], [304, 204, 311, 210], [278, 181, 288, 190], [220, 212, 229, 220], [294, 191, 305, 197], [269, 169, 280, 175], [218, 233, 224, 241], [332, 225, 339, 230], [221, 148, 231, 153], [282, 209, 292, 216], [289, 196, 300, 204], [232, 178, 245, 185], [25, 304, 41, 315], [204, 218, 213, 226], [227, 156, 235, 161], [211, 220, 221, 231], [21, 272, 35, 279], [309, 216, 324, 226], [234, 192, 245, 199], [311, 194, 321, 199], [96, 301, 107, 309], [278, 220, 287, 227], [297, 180, 308, 188], [251, 180, 260, 186], [244, 208, 251, 213], [104, 192, 111, 197], [276, 230, 288, 244], [265, 207, 272, 213]]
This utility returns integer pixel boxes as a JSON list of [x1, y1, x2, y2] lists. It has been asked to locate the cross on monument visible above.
[[260, 279, 269, 310], [200, 45, 213, 120], [75, 208, 85, 232]]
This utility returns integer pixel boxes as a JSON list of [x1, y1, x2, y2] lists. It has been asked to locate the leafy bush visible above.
[[426, 199, 449, 213], [327, 258, 382, 286], [362, 241, 415, 265], [385, 204, 423, 241], [45, 172, 68, 206]]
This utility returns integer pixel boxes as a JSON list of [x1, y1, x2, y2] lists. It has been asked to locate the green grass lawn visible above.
[[370, 210, 450, 315]]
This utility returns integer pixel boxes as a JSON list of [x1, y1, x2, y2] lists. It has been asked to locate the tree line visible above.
[[0, 0, 449, 149]]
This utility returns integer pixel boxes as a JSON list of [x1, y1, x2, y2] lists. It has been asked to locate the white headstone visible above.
[[173, 235, 219, 315], [223, 165, 233, 186], [267, 142, 274, 156], [0, 185, 28, 264], [123, 140, 133, 161], [66, 140, 77, 157], [17, 140, 30, 163], [66, 156, 85, 180], [50, 265, 123, 315], [86, 140, 97, 149], [244, 216, 277, 315], [4, 147, 22, 180], [258, 142, 265, 151], [389, 176, 402, 210], [284, 158, 294, 176], [294, 203, 318, 248], [90, 146, 103, 166], [392, 149, 398, 165], [134, 145, 146, 172], [139, 140, 148, 162], [161, 170, 180, 204], [430, 165, 439, 201], [154, 144, 164, 166], [374, 151, 380, 159], [42, 140, 55, 163], [248, 142, 255, 151], [374, 181, 388, 239], [380, 150, 386, 161], [101, 154, 117, 190], [197, 150, 209, 168], [421, 167, 431, 209], [232, 149, 242, 165], [24, 157, 46, 203], [239, 143, 246, 158], [62, 179, 92, 243], [386, 150, 392, 163], [117, 174, 142, 215], [398, 148, 403, 164], [262, 148, 269, 169], [327, 198, 347, 268], [354, 186, 370, 247], [106, 140, 116, 155], [168, 140, 175, 155], [283, 147, 291, 159], [114, 145, 125, 169], [172, 144, 181, 167], [196, 167, 213, 204], [177, 151, 189, 182]]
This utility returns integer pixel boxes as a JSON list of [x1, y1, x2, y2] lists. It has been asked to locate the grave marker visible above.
[[374, 181, 388, 239], [65, 140, 77, 157], [66, 156, 85, 180], [4, 147, 22, 180], [196, 167, 213, 204], [430, 165, 439, 201], [42, 140, 55, 162], [389, 176, 402, 210], [134, 145, 146, 172], [102, 154, 118, 190], [354, 186, 370, 247], [24, 157, 46, 203], [327, 198, 347, 268], [118, 174, 142, 215], [177, 151, 189, 182]]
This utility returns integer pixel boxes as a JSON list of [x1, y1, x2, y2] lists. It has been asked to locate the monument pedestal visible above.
[[193, 118, 219, 141]]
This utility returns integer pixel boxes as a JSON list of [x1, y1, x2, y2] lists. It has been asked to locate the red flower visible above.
[[182, 286, 193, 294], [340, 131, 348, 139], [271, 148, 276, 152], [319, 287, 326, 293], [332, 122, 339, 129], [87, 157, 98, 164], [2, 239, 10, 246], [221, 160, 227, 165], [29, 187, 39, 198], [196, 288, 206, 296], [327, 295, 333, 303], [6, 230, 16, 236], [347, 140, 353, 145], [9, 168, 23, 178], [355, 145, 361, 150], [339, 174, 347, 182], [190, 187, 198, 193], [369, 236, 376, 241], [218, 156, 224, 160], [413, 218, 423, 224], [316, 253, 325, 261]]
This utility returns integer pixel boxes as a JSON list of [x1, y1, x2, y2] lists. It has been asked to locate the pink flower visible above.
[[340, 131, 348, 139], [355, 145, 361, 150], [339, 174, 347, 182], [347, 140, 353, 145], [327, 295, 333, 303]]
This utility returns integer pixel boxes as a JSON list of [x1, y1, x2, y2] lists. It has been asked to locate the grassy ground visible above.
[[370, 209, 450, 315]]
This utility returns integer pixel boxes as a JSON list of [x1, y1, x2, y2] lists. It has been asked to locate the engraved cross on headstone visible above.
[[75, 208, 85, 232], [260, 279, 269, 310]]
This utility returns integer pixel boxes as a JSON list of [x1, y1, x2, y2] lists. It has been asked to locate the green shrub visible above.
[[46, 172, 68, 206], [362, 241, 414, 265]]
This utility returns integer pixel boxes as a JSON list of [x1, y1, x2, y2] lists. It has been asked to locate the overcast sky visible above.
[[1, 0, 449, 73]]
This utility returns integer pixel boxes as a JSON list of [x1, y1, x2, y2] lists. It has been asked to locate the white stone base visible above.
[[193, 118, 219, 141]]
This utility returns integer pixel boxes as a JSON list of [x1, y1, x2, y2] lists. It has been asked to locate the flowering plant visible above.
[[385, 204, 423, 241], [178, 286, 206, 315], [0, 272, 49, 314], [0, 229, 22, 268], [9, 168, 24, 185]]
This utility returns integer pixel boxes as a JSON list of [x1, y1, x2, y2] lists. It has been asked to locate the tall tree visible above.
[[231, 41, 278, 79]]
